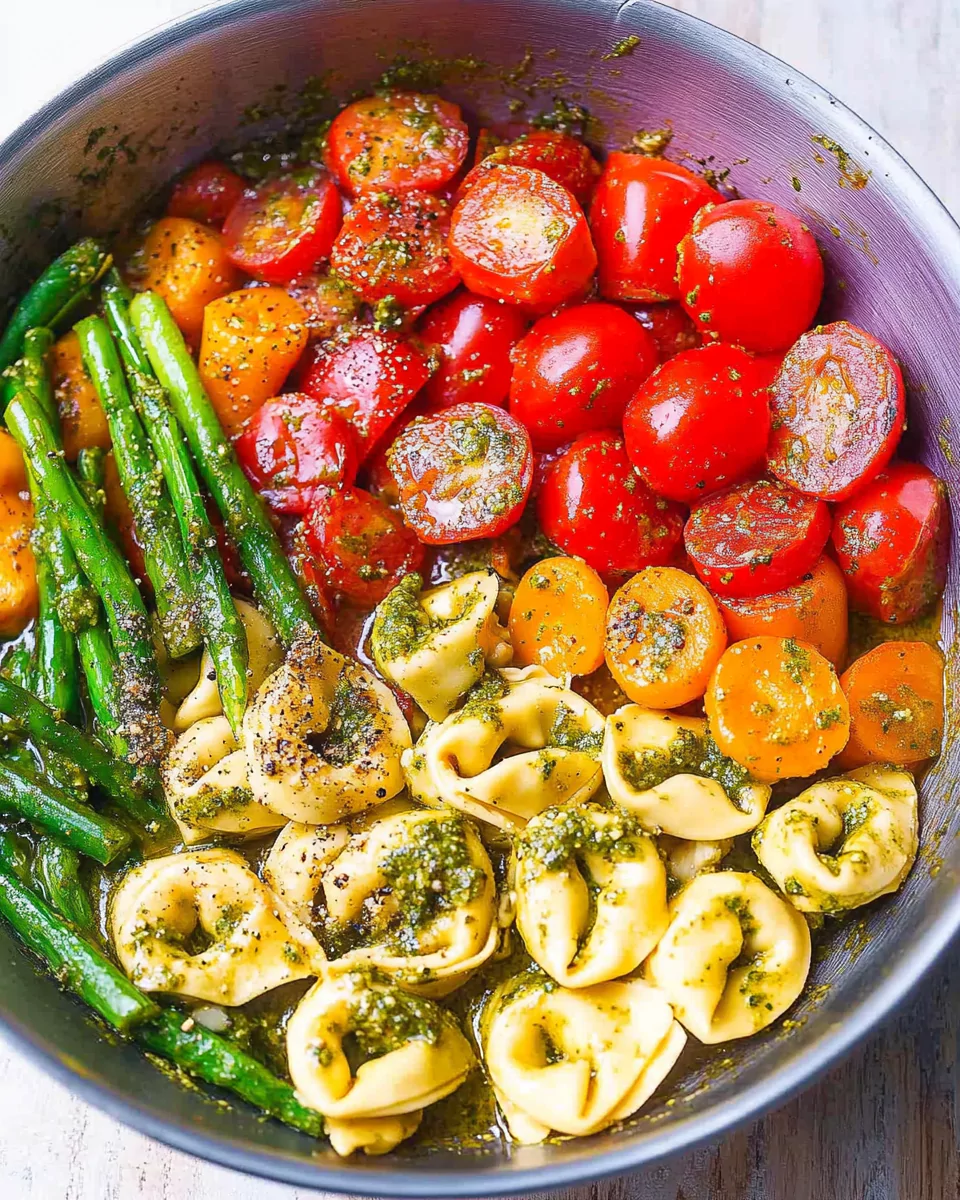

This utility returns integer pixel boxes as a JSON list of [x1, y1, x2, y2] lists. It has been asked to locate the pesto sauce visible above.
[[312, 672, 379, 768], [516, 804, 642, 876], [455, 669, 510, 727], [617, 725, 755, 808], [547, 702, 603, 756], [371, 572, 432, 664], [347, 974, 447, 1059]]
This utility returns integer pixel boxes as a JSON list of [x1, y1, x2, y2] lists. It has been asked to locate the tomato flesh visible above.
[[286, 272, 361, 339], [418, 291, 528, 410], [626, 302, 701, 363], [167, 160, 246, 226], [460, 129, 601, 209]]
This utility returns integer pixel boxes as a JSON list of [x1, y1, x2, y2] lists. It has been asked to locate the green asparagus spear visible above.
[[0, 829, 33, 884], [20, 327, 55, 415], [76, 446, 108, 514], [32, 840, 94, 931], [129, 292, 317, 647], [33, 554, 83, 726]]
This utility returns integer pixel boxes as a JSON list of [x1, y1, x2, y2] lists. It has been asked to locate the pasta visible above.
[[659, 835, 733, 885]]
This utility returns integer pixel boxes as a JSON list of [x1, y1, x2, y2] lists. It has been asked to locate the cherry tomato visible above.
[[388, 403, 533, 544], [537, 430, 685, 576], [589, 152, 721, 302], [326, 92, 469, 196], [677, 199, 824, 352], [304, 486, 424, 607], [286, 272, 361, 339], [509, 302, 658, 449], [167, 160, 247, 226], [684, 477, 831, 598], [360, 396, 432, 508], [299, 326, 433, 456], [767, 321, 905, 501], [330, 190, 459, 308], [222, 171, 342, 284], [282, 522, 336, 633], [448, 165, 597, 312], [234, 394, 359, 514], [530, 443, 572, 499], [627, 302, 701, 363], [623, 344, 771, 502], [831, 460, 949, 623], [418, 291, 528, 409], [460, 129, 601, 209]]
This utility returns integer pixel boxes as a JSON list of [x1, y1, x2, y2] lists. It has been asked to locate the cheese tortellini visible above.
[[660, 835, 733, 886], [514, 804, 668, 987], [603, 706, 771, 839], [645, 871, 811, 1043], [482, 969, 686, 1143], [752, 766, 919, 913], [404, 666, 605, 832], [243, 633, 411, 825], [371, 571, 512, 721], [110, 849, 320, 1004]]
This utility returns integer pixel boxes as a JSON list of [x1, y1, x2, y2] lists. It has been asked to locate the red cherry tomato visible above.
[[766, 321, 905, 501], [299, 327, 433, 456], [234, 393, 359, 514], [684, 477, 831, 598], [449, 166, 597, 313], [286, 272, 361, 339], [388, 403, 533, 544], [677, 199, 824, 352], [589, 152, 721, 303], [509, 302, 658, 450], [831, 460, 949, 623], [360, 396, 432, 508], [623, 344, 771, 503], [418, 291, 528, 410], [537, 430, 685, 576], [222, 171, 342, 284], [330, 190, 459, 309], [626, 302, 701, 363], [304, 486, 424, 607], [282, 522, 336, 633], [167, 161, 247, 226], [529, 443, 572, 500], [326, 92, 469, 196], [460, 129, 601, 209]]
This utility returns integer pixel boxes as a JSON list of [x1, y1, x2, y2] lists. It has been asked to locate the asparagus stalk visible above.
[[33, 554, 83, 727], [0, 830, 32, 884], [32, 840, 94, 932], [76, 446, 107, 513], [129, 292, 317, 647], [19, 327, 55, 413]]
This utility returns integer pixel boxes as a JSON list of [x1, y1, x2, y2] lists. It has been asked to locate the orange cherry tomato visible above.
[[509, 556, 608, 677], [50, 331, 111, 462], [0, 432, 27, 495], [0, 493, 37, 637]]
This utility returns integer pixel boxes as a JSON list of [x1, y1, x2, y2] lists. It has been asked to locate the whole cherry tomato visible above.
[[509, 302, 659, 449], [418, 291, 528, 409], [459, 129, 601, 209], [590, 152, 721, 302], [831, 460, 949, 623], [167, 160, 247, 226], [537, 430, 685, 576], [677, 199, 824, 352], [767, 321, 905, 501], [623, 343, 771, 502], [626, 302, 701, 363]]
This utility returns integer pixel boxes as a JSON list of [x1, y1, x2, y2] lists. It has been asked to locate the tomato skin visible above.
[[589, 152, 721, 303], [767, 321, 905, 501], [509, 302, 658, 450], [684, 477, 831, 598], [623, 343, 771, 502], [303, 486, 424, 607], [831, 460, 949, 623], [222, 171, 342, 284], [326, 92, 469, 196], [677, 199, 824, 352], [388, 403, 533, 544], [167, 161, 247, 226], [418, 291, 528, 409], [460, 129, 601, 209], [626, 302, 701, 363], [537, 430, 685, 576], [448, 165, 597, 313], [529, 442, 572, 499]]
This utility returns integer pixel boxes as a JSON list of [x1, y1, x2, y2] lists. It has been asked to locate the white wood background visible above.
[[1, 2, 959, 1197]]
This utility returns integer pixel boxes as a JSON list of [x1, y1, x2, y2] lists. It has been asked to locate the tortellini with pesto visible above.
[[371, 571, 512, 721], [752, 766, 918, 913], [324, 1113, 423, 1158], [110, 848, 321, 1005], [243, 632, 411, 825], [645, 871, 811, 1044], [404, 666, 605, 832], [482, 969, 686, 1143], [660, 835, 733, 886], [603, 706, 771, 839], [514, 804, 668, 988]]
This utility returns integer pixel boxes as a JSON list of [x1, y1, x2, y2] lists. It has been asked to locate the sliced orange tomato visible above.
[[50, 331, 111, 462], [0, 431, 28, 495], [509, 556, 608, 677], [0, 493, 37, 636]]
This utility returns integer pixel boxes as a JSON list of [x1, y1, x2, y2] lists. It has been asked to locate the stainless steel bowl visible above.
[[1, 1, 958, 1193]]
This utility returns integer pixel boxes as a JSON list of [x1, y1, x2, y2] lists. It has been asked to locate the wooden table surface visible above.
[[1, 1, 959, 1196]]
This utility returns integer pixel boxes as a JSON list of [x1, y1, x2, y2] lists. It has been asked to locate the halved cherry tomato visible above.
[[286, 273, 361, 339], [50, 331, 111, 462], [623, 344, 771, 502], [685, 477, 831, 598], [831, 460, 948, 623], [590, 152, 721, 302], [678, 199, 824, 352], [388, 403, 533, 544], [330, 190, 459, 308], [537, 430, 685, 577], [626, 302, 700, 363], [281, 521, 336, 633], [449, 165, 597, 312], [418, 291, 528, 409], [234, 394, 358, 514], [326, 92, 469, 196], [509, 302, 658, 450], [767, 321, 905, 500], [838, 641, 944, 768], [460, 129, 601, 209], [304, 485, 424, 607], [0, 432, 27, 496], [167, 160, 246, 226], [299, 326, 433, 456], [509, 556, 608, 677], [222, 171, 342, 284], [717, 554, 849, 669], [359, 396, 432, 509], [0, 493, 37, 637]]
